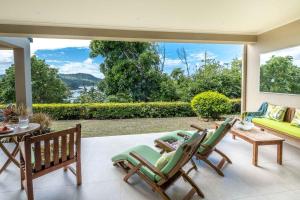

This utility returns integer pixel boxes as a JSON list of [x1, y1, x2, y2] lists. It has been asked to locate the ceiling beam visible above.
[[0, 24, 257, 43]]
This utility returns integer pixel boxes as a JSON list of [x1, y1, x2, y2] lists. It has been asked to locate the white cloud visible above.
[[0, 50, 14, 74], [164, 58, 181, 66], [189, 51, 216, 61], [261, 46, 300, 66], [51, 58, 103, 79], [30, 38, 90, 53]]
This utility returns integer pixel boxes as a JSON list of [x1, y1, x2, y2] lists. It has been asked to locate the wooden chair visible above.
[[19, 124, 82, 200], [112, 131, 207, 200], [155, 118, 237, 177]]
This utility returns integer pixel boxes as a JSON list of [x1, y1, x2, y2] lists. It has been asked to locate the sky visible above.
[[0, 38, 245, 78], [260, 45, 300, 66]]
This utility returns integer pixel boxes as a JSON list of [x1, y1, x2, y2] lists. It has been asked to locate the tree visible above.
[[177, 47, 190, 76], [189, 58, 242, 99], [89, 40, 163, 102], [260, 56, 300, 94], [76, 86, 105, 103], [0, 56, 70, 103]]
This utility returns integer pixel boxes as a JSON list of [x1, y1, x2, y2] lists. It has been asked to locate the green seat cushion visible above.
[[112, 133, 201, 182], [253, 118, 300, 138], [112, 145, 161, 181]]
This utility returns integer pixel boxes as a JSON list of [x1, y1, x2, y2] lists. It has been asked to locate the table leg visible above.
[[277, 142, 283, 165], [0, 141, 20, 173], [252, 143, 258, 166], [0, 145, 19, 173]]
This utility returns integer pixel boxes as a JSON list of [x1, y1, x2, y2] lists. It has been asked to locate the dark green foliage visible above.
[[89, 41, 163, 102], [75, 86, 105, 103], [229, 99, 241, 114], [191, 91, 232, 119], [60, 73, 101, 90], [189, 58, 242, 99], [32, 102, 195, 120], [260, 56, 300, 94], [0, 56, 70, 103]]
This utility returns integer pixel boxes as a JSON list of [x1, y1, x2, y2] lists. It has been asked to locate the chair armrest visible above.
[[130, 151, 167, 179], [155, 139, 175, 152], [190, 124, 205, 131]]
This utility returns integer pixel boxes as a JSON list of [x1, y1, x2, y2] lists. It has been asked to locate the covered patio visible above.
[[0, 133, 300, 200], [1, 1, 300, 200]]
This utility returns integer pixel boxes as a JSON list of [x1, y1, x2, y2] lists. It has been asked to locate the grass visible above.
[[51, 117, 216, 138]]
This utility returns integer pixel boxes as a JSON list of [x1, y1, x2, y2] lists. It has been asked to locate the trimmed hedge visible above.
[[32, 102, 195, 120], [1, 100, 241, 120]]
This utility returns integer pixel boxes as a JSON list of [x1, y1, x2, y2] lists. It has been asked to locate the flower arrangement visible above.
[[2, 104, 29, 124], [2, 104, 18, 123]]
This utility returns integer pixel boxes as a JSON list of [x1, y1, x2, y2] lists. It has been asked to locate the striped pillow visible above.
[[291, 109, 300, 127]]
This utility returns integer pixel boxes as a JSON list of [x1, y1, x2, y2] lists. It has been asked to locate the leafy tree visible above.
[[189, 58, 241, 99], [76, 86, 105, 103], [89, 41, 163, 101], [0, 56, 70, 103], [260, 56, 300, 94]]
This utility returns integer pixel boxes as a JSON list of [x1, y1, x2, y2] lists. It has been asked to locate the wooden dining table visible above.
[[0, 123, 40, 173]]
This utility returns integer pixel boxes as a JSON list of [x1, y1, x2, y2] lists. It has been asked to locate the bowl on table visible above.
[[236, 121, 254, 131]]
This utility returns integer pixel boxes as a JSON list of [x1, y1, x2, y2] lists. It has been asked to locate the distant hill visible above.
[[59, 73, 101, 90]]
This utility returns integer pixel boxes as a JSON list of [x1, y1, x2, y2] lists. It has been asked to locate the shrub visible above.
[[191, 91, 232, 119], [230, 99, 241, 114], [32, 102, 195, 120]]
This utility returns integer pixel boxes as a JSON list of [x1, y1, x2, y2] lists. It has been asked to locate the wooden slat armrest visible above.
[[190, 124, 205, 131], [155, 139, 175, 152], [129, 152, 167, 180]]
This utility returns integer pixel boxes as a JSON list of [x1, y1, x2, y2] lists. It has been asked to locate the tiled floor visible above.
[[1, 132, 300, 200]]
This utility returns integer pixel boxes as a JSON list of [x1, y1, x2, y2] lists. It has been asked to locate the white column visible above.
[[241, 44, 248, 112], [13, 43, 32, 110]]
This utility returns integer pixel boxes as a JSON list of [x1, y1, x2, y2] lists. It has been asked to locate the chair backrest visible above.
[[200, 117, 236, 155], [159, 131, 207, 181], [24, 124, 81, 174]]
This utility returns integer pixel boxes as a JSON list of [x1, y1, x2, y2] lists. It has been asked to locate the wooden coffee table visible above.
[[215, 122, 284, 166]]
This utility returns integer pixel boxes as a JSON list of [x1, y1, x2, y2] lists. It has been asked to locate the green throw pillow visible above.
[[265, 104, 287, 121], [291, 109, 300, 127], [155, 151, 175, 170]]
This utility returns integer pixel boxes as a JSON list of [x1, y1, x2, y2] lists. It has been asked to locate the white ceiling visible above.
[[0, 0, 299, 35]]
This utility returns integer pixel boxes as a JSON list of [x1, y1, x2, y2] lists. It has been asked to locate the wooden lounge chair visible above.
[[155, 118, 237, 177], [112, 131, 207, 200], [19, 124, 82, 200]]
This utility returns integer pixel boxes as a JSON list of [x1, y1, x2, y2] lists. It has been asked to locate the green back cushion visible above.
[[159, 132, 199, 178], [202, 117, 232, 148], [265, 104, 287, 121], [291, 109, 300, 127]]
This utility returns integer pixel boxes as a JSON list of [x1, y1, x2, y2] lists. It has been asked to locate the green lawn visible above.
[[51, 117, 217, 138]]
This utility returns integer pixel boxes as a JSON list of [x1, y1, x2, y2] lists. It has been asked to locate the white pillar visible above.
[[13, 43, 32, 110], [241, 44, 248, 112]]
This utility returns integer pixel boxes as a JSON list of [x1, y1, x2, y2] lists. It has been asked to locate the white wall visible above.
[[246, 20, 300, 111]]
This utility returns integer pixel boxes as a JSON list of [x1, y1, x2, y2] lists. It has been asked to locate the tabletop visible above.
[[215, 120, 284, 142], [231, 126, 284, 142], [0, 123, 40, 139]]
